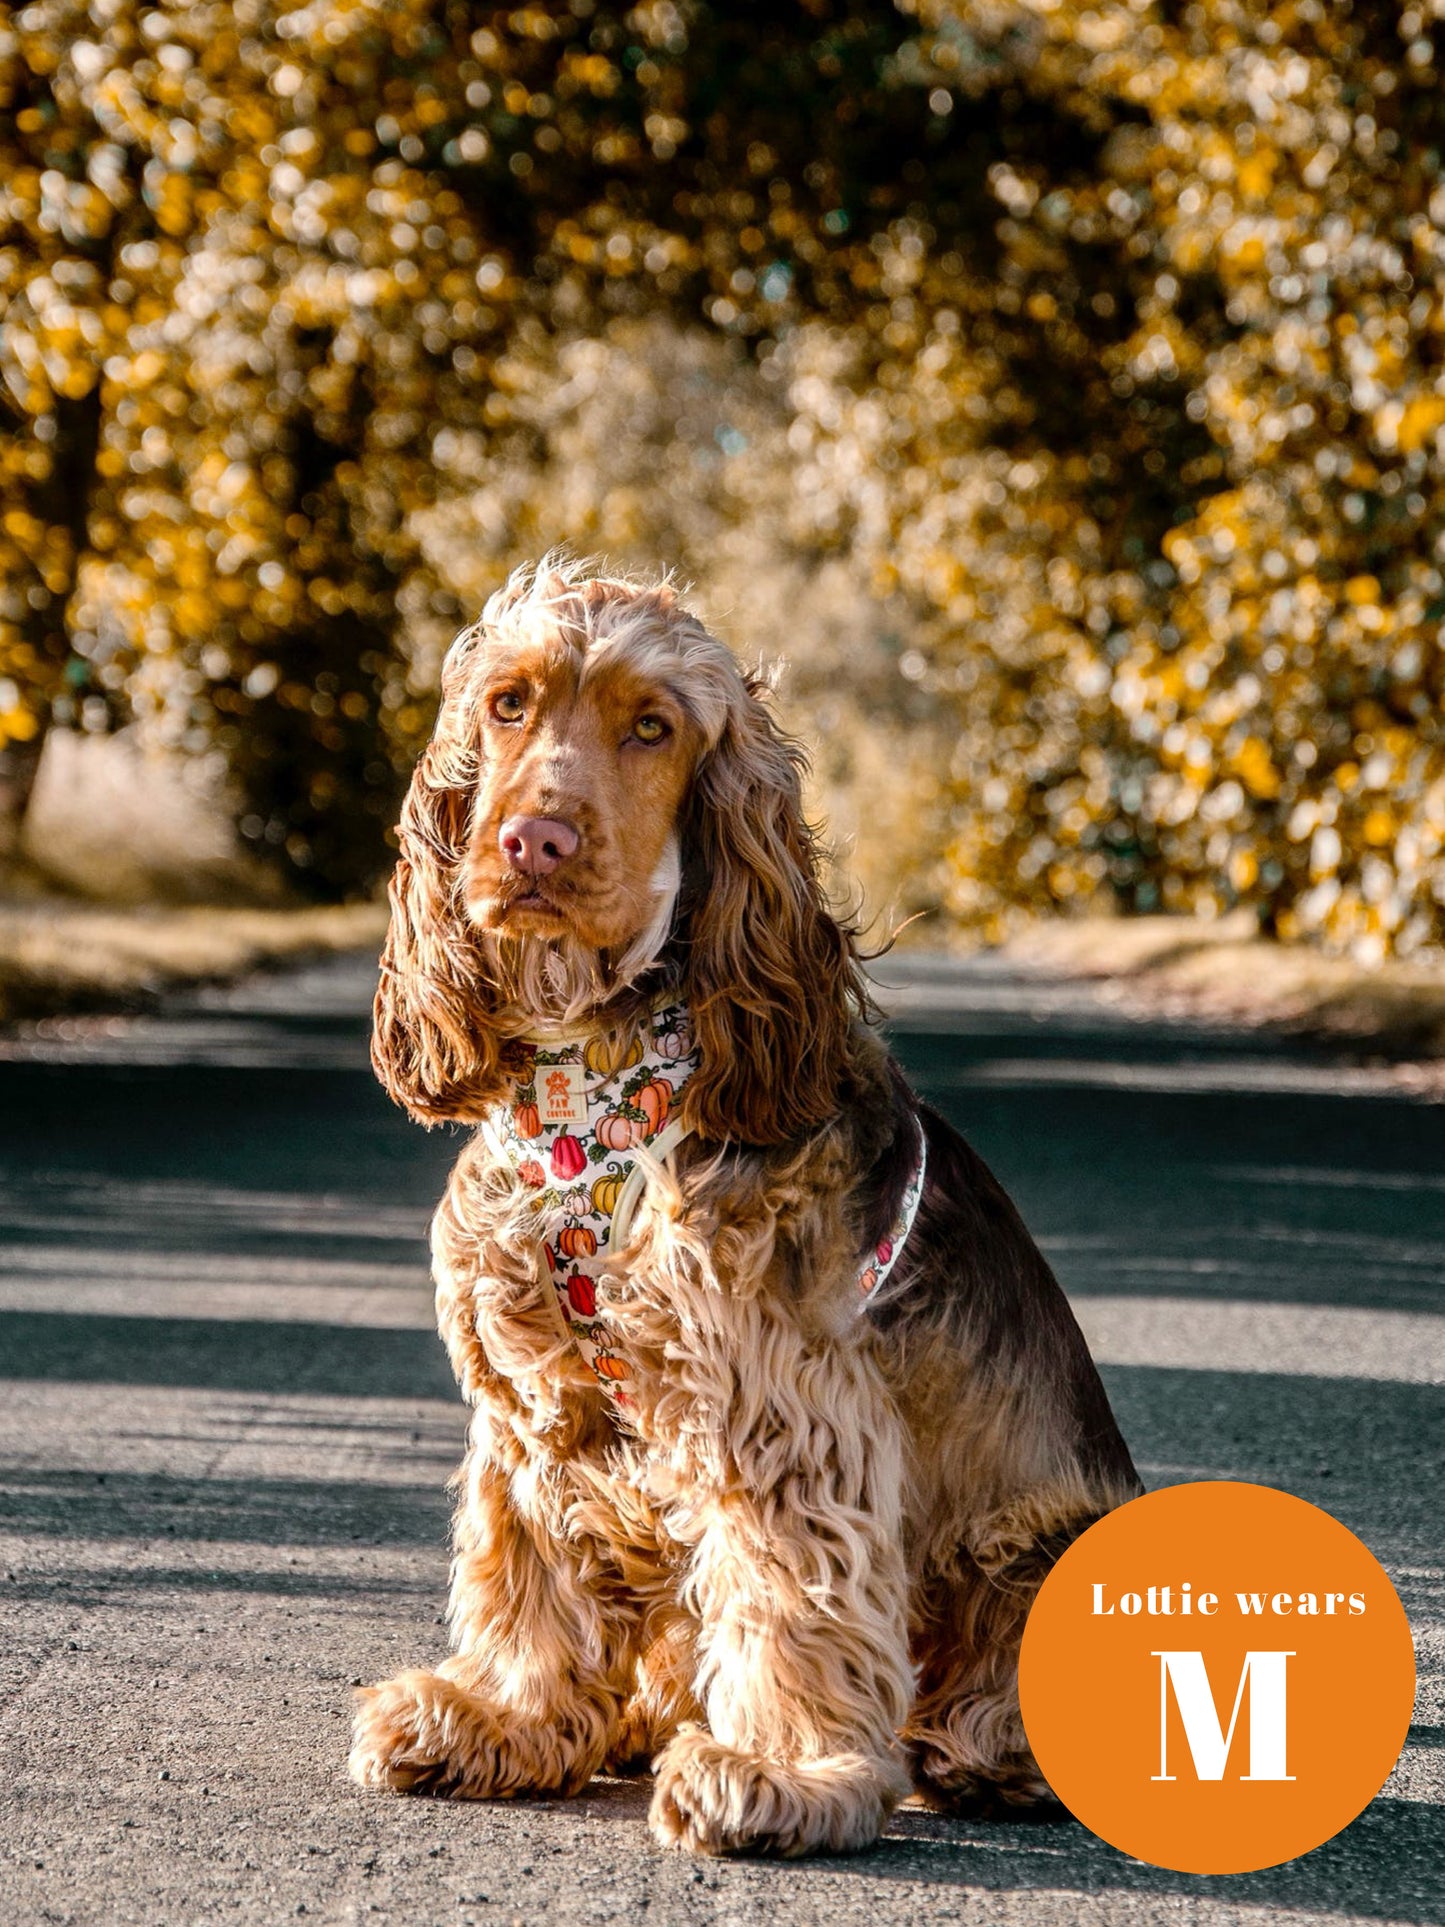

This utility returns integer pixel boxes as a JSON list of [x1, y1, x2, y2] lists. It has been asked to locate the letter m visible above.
[[1150, 1651, 1295, 1782]]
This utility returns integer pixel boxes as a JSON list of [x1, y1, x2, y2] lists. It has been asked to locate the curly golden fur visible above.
[[350, 556, 1141, 1856]]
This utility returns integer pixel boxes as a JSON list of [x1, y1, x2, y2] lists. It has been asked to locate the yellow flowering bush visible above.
[[1, 0, 1442, 951]]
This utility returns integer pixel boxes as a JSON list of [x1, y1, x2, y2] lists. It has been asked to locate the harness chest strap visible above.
[[856, 1126, 928, 1305], [485, 1002, 926, 1414]]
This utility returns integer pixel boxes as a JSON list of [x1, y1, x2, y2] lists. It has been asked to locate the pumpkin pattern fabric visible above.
[[485, 1000, 927, 1420], [487, 1001, 703, 1413]]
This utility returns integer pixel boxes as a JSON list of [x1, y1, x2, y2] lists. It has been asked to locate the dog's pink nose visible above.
[[499, 815, 580, 877]]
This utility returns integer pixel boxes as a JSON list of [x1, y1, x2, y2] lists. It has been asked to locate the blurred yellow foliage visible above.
[[0, 0, 1442, 950]]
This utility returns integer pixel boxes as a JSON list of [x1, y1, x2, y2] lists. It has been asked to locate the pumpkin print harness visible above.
[[484, 1001, 928, 1417]]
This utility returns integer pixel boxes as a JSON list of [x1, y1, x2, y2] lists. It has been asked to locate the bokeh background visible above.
[[3, 0, 1445, 962]]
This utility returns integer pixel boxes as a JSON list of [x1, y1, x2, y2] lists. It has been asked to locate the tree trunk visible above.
[[0, 731, 47, 868]]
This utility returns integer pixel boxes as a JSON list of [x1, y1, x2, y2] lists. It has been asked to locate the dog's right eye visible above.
[[490, 691, 525, 723]]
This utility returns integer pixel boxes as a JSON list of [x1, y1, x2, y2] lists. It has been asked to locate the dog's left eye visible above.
[[491, 691, 525, 723], [632, 715, 669, 745]]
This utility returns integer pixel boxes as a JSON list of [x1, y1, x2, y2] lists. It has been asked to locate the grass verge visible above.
[[0, 900, 388, 1027], [996, 912, 1445, 1060]]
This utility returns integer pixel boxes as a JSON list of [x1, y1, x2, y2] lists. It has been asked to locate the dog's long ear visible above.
[[679, 679, 863, 1147], [372, 647, 505, 1126]]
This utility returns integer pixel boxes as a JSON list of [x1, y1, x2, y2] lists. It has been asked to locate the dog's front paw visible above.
[[352, 1668, 550, 1799], [349, 1669, 495, 1796], [649, 1728, 905, 1857], [349, 1667, 607, 1798]]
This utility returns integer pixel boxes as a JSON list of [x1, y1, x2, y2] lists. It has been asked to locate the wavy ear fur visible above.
[[679, 680, 866, 1148], [372, 668, 507, 1126]]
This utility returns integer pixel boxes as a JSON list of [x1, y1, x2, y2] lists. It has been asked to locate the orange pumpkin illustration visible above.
[[517, 1159, 546, 1188], [513, 1100, 542, 1139], [592, 1350, 631, 1382], [584, 1033, 644, 1075], [550, 1133, 587, 1182], [557, 1224, 598, 1259], [635, 1077, 672, 1137], [567, 1270, 597, 1318], [597, 1111, 644, 1151]]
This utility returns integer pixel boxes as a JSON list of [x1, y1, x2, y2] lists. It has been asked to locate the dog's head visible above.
[[373, 558, 865, 1145]]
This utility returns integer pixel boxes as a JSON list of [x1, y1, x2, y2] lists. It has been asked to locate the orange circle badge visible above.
[[1018, 1481, 1415, 1874]]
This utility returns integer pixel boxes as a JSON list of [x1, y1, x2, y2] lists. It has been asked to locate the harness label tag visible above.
[[540, 1062, 589, 1127]]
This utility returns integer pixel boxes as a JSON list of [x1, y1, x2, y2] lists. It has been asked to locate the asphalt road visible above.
[[1, 950, 1441, 1927]]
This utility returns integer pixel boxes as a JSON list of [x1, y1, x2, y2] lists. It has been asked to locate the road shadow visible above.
[[0, 1309, 456, 1400], [504, 1780, 1444, 1924], [891, 1034, 1445, 1316], [863, 1796, 1445, 1923], [0, 1564, 442, 1600], [1100, 1363, 1445, 1595], [1, 1465, 450, 1547], [9, 1014, 1443, 1315], [6, 1308, 1436, 1583], [0, 1059, 451, 1195]]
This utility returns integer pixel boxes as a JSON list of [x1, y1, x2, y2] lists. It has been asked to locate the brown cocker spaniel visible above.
[[350, 557, 1140, 1856]]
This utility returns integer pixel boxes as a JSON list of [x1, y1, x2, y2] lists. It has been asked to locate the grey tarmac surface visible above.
[[1, 949, 1441, 1927]]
